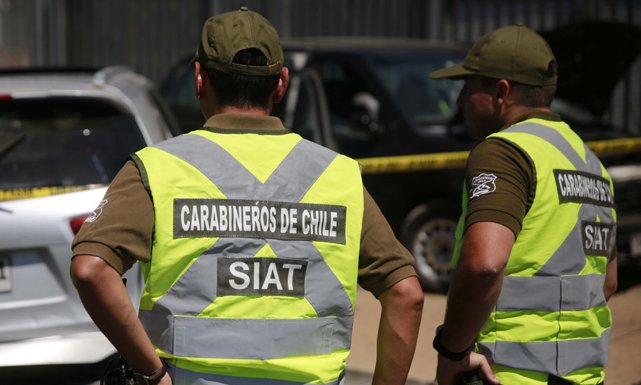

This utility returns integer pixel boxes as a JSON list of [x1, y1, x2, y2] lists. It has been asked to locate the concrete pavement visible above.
[[346, 282, 641, 385], [6, 278, 639, 385], [346, 289, 442, 385]]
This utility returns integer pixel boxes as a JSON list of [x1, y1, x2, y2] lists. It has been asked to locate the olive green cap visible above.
[[430, 24, 557, 86], [195, 6, 284, 76]]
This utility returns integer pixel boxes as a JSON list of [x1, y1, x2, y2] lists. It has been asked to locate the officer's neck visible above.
[[212, 105, 272, 118], [500, 105, 551, 130]]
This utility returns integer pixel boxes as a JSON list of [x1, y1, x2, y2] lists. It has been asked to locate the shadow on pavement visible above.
[[617, 264, 641, 293]]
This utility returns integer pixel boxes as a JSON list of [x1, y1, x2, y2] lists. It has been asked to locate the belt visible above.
[[548, 375, 603, 385]]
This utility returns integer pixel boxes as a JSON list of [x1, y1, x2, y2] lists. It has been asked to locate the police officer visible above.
[[429, 25, 617, 385], [71, 7, 424, 385]]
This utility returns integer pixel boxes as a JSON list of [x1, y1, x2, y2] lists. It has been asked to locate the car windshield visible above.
[[365, 49, 464, 131], [0, 97, 146, 190]]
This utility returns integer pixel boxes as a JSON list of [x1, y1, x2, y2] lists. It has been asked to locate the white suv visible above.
[[0, 67, 178, 376]]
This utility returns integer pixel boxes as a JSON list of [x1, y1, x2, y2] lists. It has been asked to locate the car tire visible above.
[[400, 201, 459, 293]]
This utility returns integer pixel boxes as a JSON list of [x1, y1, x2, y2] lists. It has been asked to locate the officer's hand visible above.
[[158, 371, 173, 385], [435, 351, 499, 385]]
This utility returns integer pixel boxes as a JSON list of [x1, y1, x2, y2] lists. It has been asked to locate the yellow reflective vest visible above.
[[453, 118, 615, 384], [133, 128, 364, 385]]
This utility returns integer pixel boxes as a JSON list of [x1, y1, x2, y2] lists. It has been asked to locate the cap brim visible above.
[[429, 63, 474, 80]]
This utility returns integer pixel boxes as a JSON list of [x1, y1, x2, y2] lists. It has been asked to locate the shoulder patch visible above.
[[470, 173, 497, 199], [86, 199, 108, 222]]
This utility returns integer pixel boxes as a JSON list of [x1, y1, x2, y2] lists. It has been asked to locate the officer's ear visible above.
[[272, 66, 289, 104], [495, 79, 511, 105], [194, 61, 207, 100]]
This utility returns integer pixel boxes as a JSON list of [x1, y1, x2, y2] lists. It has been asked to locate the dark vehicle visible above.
[[279, 39, 475, 292], [162, 39, 472, 291], [161, 22, 641, 291], [541, 21, 641, 273]]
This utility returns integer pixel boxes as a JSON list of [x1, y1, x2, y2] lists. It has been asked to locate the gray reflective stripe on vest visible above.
[[496, 274, 606, 311], [139, 314, 346, 359], [505, 123, 603, 176], [493, 123, 615, 312], [154, 134, 331, 201], [478, 328, 610, 376], [505, 123, 614, 222], [486, 123, 612, 375], [537, 205, 595, 276], [139, 239, 354, 357], [505, 123, 616, 268], [140, 133, 354, 358], [144, 238, 264, 317], [167, 363, 344, 385]]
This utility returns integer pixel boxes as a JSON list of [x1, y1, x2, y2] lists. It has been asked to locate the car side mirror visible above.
[[349, 92, 384, 135]]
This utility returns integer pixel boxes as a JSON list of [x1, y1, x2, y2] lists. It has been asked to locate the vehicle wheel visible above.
[[400, 202, 459, 293]]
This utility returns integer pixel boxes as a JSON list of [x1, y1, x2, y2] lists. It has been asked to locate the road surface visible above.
[[347, 272, 641, 385], [4, 271, 641, 385]]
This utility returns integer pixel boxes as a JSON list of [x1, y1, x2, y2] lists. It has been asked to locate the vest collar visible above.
[[500, 110, 562, 131]]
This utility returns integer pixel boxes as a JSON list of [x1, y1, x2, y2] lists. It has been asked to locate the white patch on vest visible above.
[[554, 169, 614, 207], [218, 257, 307, 296], [582, 221, 615, 256], [470, 173, 497, 199], [174, 198, 347, 244], [86, 199, 108, 222]]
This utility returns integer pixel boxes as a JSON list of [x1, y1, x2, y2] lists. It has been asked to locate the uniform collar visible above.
[[202, 113, 289, 134]]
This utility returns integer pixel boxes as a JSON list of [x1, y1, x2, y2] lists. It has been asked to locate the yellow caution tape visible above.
[[358, 137, 641, 174], [586, 137, 641, 157], [358, 150, 470, 174], [1, 138, 639, 198], [0, 185, 105, 202]]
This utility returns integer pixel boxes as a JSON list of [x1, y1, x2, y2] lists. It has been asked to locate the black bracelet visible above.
[[135, 363, 167, 385], [432, 325, 473, 361]]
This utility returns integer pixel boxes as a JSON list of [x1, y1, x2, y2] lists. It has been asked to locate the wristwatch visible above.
[[134, 364, 167, 385], [432, 324, 474, 361]]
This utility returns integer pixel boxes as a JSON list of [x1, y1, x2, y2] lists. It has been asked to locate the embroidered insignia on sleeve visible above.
[[470, 173, 497, 199], [86, 199, 108, 222]]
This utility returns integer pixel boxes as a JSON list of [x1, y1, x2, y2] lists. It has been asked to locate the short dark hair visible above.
[[481, 77, 557, 108], [205, 48, 280, 109], [509, 82, 557, 108]]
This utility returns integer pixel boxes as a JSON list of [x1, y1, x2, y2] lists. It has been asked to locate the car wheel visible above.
[[400, 202, 459, 293]]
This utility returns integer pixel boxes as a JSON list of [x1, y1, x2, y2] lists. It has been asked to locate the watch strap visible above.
[[432, 325, 473, 361], [138, 363, 167, 385]]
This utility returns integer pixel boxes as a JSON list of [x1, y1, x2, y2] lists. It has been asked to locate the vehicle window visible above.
[[161, 60, 196, 110], [160, 59, 204, 134], [316, 60, 380, 156], [366, 51, 464, 132], [0, 97, 146, 189], [147, 87, 182, 137], [278, 74, 324, 144]]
